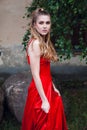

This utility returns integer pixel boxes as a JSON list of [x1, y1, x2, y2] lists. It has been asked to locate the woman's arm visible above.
[[28, 39, 50, 113], [52, 82, 61, 96]]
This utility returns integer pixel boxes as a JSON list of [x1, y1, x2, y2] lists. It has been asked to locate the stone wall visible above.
[[0, 0, 32, 46], [0, 0, 87, 78], [0, 0, 32, 73], [0, 44, 29, 73]]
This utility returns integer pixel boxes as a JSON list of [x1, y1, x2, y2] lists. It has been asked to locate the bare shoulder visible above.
[[32, 39, 40, 48], [28, 39, 40, 56], [33, 39, 39, 44]]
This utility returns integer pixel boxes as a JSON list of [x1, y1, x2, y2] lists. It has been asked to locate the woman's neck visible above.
[[42, 35, 47, 43]]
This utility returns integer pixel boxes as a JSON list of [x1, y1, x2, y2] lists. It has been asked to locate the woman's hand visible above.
[[41, 99, 50, 113]]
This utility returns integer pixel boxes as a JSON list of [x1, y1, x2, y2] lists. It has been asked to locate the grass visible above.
[[0, 105, 21, 130], [0, 119, 20, 130], [0, 80, 87, 130], [65, 89, 87, 130], [58, 80, 87, 130]]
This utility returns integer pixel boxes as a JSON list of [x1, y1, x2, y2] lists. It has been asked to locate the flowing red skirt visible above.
[[21, 56, 68, 130], [21, 78, 68, 130]]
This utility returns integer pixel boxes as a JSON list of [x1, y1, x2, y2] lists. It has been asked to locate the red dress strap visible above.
[[26, 38, 34, 53], [27, 38, 34, 47]]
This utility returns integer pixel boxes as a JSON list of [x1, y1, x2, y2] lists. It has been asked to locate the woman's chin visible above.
[[41, 33, 48, 36]]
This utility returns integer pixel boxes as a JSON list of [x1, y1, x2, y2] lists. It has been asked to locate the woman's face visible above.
[[34, 15, 51, 36]]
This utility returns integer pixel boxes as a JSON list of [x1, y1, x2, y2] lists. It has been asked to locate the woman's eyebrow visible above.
[[38, 20, 50, 22]]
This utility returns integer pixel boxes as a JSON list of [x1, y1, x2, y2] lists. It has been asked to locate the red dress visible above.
[[21, 40, 68, 130]]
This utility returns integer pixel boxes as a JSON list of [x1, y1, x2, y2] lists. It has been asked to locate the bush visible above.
[[22, 0, 87, 62]]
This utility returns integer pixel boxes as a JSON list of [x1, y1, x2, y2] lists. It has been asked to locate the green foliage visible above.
[[22, 0, 87, 62], [22, 29, 30, 50]]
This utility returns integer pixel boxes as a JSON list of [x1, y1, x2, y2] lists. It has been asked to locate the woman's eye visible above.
[[38, 21, 51, 25], [39, 21, 44, 24], [46, 21, 51, 24]]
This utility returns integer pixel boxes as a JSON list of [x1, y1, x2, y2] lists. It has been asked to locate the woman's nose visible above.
[[43, 23, 47, 28]]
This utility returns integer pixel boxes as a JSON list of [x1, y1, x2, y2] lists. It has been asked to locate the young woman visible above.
[[21, 8, 68, 130]]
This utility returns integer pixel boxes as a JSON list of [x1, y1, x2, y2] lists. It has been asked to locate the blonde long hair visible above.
[[29, 8, 58, 62]]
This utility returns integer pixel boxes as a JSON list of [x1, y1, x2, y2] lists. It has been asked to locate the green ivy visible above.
[[22, 0, 87, 62]]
